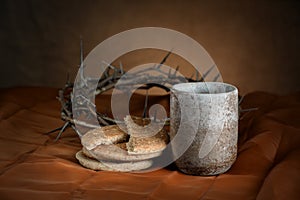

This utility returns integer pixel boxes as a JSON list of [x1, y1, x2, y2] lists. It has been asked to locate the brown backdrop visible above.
[[1, 0, 300, 94]]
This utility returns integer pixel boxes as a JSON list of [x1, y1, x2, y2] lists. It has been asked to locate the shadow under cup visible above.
[[170, 82, 238, 175]]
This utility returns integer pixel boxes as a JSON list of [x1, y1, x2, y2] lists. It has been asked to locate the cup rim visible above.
[[171, 82, 238, 95]]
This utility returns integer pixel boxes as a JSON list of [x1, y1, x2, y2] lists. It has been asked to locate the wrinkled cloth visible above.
[[0, 87, 299, 200]]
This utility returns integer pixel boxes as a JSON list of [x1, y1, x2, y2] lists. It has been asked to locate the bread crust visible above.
[[81, 125, 128, 150], [76, 150, 152, 172], [124, 116, 169, 154], [82, 144, 162, 161], [77, 116, 170, 171], [127, 129, 169, 154]]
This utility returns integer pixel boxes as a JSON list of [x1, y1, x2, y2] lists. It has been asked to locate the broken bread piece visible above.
[[127, 129, 169, 154], [124, 115, 169, 154], [81, 125, 128, 150]]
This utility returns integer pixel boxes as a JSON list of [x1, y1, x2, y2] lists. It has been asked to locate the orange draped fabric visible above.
[[0, 87, 299, 200]]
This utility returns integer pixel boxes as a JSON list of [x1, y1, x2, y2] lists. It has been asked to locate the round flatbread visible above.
[[82, 143, 162, 162], [76, 150, 152, 172]]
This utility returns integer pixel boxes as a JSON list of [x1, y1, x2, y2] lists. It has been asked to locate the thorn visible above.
[[168, 68, 172, 78], [161, 50, 172, 64], [100, 65, 107, 78], [173, 66, 179, 77], [79, 64, 88, 86], [71, 125, 83, 137], [80, 36, 84, 66], [240, 108, 258, 112], [199, 65, 215, 82], [45, 126, 63, 135], [104, 61, 117, 70], [102, 61, 118, 72], [100, 62, 109, 78], [104, 69, 108, 78], [54, 122, 70, 142], [142, 90, 149, 118], [239, 111, 251, 120], [212, 73, 220, 82], [97, 116, 110, 126], [79, 35, 87, 85], [119, 62, 124, 74], [113, 70, 116, 81], [157, 50, 172, 69], [108, 64, 116, 70], [66, 72, 70, 85], [238, 95, 245, 104]]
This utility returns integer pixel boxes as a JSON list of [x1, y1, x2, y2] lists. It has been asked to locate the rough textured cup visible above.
[[170, 82, 238, 175]]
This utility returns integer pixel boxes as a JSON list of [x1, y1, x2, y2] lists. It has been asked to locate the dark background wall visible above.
[[1, 0, 299, 95]]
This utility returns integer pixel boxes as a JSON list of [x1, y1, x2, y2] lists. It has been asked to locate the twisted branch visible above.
[[48, 39, 256, 140]]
